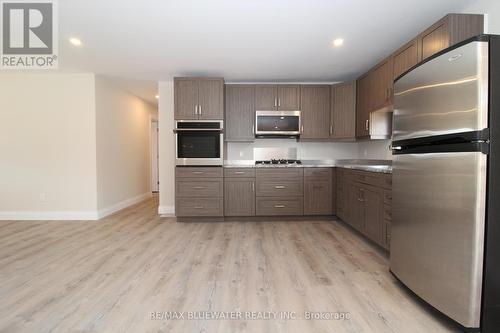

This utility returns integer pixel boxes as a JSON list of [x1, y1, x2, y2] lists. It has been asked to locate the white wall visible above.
[[0, 73, 98, 219], [94, 75, 156, 216], [461, 0, 500, 34], [158, 81, 176, 215]]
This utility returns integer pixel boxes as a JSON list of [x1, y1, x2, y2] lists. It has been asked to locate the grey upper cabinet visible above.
[[300, 85, 331, 139], [255, 85, 277, 110], [174, 78, 198, 120], [356, 74, 371, 138], [277, 85, 300, 110], [174, 77, 224, 120], [393, 38, 421, 80], [255, 84, 300, 111], [331, 82, 356, 140], [419, 14, 483, 61], [198, 79, 224, 119], [225, 85, 255, 141]]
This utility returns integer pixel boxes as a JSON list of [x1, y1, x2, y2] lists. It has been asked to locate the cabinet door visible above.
[[363, 186, 383, 246], [198, 79, 224, 119], [336, 170, 347, 220], [224, 178, 255, 216], [421, 20, 449, 60], [370, 57, 393, 112], [304, 179, 332, 215], [225, 85, 255, 141], [277, 85, 300, 110], [331, 82, 356, 140], [331, 169, 337, 215], [347, 182, 364, 231], [300, 85, 330, 139], [393, 38, 421, 80], [356, 75, 370, 137], [255, 85, 277, 110], [174, 78, 198, 120]]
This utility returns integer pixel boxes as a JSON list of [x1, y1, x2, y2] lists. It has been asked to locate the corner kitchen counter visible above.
[[223, 159, 392, 174]]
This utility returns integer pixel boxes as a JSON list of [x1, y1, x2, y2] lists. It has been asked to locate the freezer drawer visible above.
[[393, 41, 488, 142], [390, 151, 487, 328]]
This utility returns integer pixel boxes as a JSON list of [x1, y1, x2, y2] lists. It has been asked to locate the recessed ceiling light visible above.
[[155, 95, 159, 99], [333, 38, 344, 47], [69, 37, 82, 46]]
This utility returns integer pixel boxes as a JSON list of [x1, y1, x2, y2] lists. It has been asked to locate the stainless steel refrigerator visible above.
[[391, 35, 500, 333]]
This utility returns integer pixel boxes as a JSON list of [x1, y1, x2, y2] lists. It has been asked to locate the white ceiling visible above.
[[58, 0, 478, 100]]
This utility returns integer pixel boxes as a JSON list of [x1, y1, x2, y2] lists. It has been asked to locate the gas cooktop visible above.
[[255, 159, 302, 165]]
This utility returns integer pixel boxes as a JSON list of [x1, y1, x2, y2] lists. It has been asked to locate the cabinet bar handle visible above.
[[301, 125, 304, 134], [193, 186, 206, 189], [330, 125, 333, 135], [194, 206, 204, 209], [275, 185, 286, 189], [252, 181, 255, 192], [274, 98, 277, 107], [192, 171, 204, 174], [278, 98, 281, 107], [365, 119, 369, 131], [234, 171, 245, 174], [274, 205, 285, 208]]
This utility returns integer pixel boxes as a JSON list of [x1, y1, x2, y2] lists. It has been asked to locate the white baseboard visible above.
[[158, 205, 175, 216], [0, 192, 152, 221], [97, 192, 152, 219], [0, 211, 99, 221]]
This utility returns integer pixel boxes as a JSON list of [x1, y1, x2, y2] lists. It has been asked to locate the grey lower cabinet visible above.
[[224, 168, 255, 216], [304, 168, 333, 215], [255, 168, 304, 216], [175, 167, 223, 217], [176, 166, 340, 218], [335, 168, 392, 250]]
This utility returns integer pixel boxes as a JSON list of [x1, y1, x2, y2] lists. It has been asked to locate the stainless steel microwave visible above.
[[174, 120, 224, 166], [255, 110, 301, 138]]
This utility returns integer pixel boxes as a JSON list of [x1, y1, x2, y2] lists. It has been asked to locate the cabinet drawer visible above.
[[256, 197, 303, 216], [350, 170, 392, 189], [256, 168, 303, 179], [256, 179, 303, 197], [304, 168, 332, 180], [176, 179, 223, 197], [383, 204, 392, 221], [176, 198, 223, 217], [224, 168, 255, 178], [176, 167, 223, 178]]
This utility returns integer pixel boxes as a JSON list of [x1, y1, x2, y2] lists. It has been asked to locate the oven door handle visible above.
[[173, 129, 224, 133]]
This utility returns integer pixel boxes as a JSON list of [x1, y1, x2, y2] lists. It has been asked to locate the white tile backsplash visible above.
[[226, 139, 392, 161], [357, 139, 392, 160], [227, 139, 365, 161]]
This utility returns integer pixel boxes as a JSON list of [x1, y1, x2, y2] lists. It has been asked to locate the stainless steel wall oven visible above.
[[174, 120, 223, 166]]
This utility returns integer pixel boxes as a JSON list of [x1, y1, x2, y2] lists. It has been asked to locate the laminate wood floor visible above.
[[0, 196, 461, 333]]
